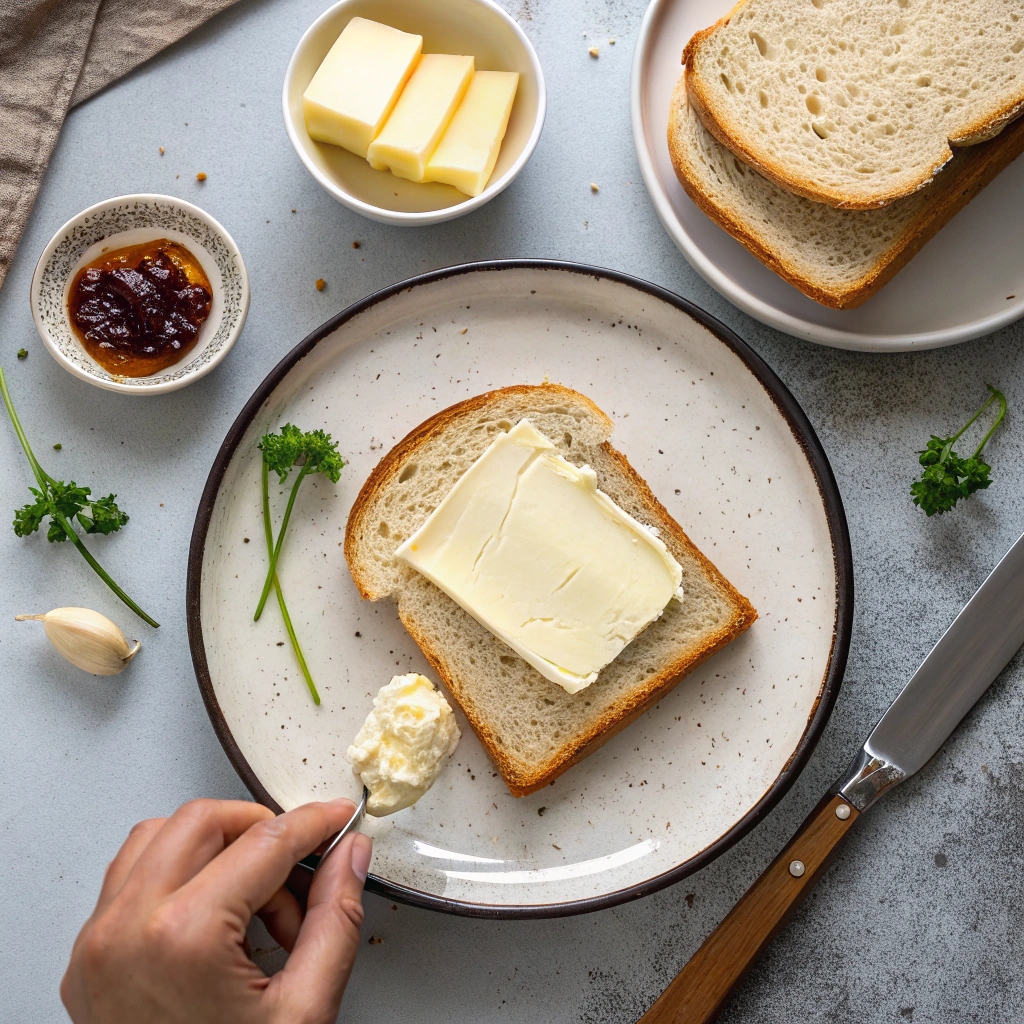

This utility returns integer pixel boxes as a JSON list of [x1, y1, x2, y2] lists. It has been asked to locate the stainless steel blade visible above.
[[839, 529, 1024, 810]]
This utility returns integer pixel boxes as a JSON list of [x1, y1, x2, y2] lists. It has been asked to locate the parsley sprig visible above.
[[0, 367, 157, 626], [911, 385, 1007, 516], [14, 480, 128, 541], [256, 424, 344, 704]]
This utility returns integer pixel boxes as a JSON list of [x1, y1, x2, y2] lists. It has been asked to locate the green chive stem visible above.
[[254, 461, 312, 621], [260, 460, 319, 704]]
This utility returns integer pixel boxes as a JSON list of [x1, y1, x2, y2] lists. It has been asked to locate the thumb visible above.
[[270, 832, 372, 1020]]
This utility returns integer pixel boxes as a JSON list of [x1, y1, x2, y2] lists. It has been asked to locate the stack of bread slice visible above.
[[670, 0, 1024, 309]]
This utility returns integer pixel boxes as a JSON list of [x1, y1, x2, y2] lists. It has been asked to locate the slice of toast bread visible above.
[[345, 385, 757, 796], [668, 77, 1024, 309], [683, 0, 1024, 209]]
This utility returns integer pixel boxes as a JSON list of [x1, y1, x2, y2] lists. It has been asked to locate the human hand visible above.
[[61, 798, 372, 1024]]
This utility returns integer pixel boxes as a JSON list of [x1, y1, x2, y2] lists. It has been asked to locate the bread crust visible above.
[[345, 385, 757, 796], [682, 3, 1024, 210], [667, 76, 1024, 309]]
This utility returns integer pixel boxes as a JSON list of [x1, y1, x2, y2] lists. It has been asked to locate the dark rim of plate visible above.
[[186, 259, 853, 920]]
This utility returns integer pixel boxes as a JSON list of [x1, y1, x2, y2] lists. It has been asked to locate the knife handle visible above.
[[638, 793, 860, 1024]]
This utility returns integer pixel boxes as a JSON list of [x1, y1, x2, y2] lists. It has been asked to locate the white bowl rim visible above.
[[282, 0, 547, 226], [30, 192, 250, 395], [629, 0, 1024, 353]]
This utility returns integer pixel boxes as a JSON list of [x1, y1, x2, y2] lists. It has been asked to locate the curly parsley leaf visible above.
[[77, 493, 129, 535], [259, 423, 344, 484], [13, 488, 48, 537], [911, 386, 1006, 516], [47, 480, 90, 524], [259, 423, 306, 483]]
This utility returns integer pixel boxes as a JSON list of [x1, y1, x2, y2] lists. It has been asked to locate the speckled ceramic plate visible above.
[[631, 0, 1024, 351], [187, 261, 852, 917], [31, 194, 249, 394]]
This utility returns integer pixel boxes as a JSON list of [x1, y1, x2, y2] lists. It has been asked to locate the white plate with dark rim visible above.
[[187, 261, 852, 917], [631, 0, 1024, 352]]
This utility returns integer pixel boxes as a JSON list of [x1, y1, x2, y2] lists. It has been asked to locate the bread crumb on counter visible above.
[[315, 278, 326, 291], [590, 182, 599, 192], [588, 46, 599, 57], [195, 172, 207, 181]]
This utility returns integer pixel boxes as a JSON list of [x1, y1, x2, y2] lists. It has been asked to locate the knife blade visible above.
[[639, 530, 1024, 1024], [839, 527, 1024, 811]]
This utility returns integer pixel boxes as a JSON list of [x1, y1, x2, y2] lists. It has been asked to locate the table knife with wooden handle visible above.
[[640, 529, 1024, 1024]]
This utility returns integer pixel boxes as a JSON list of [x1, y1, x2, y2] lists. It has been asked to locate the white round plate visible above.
[[188, 262, 852, 917], [631, 0, 1024, 352], [31, 194, 249, 394]]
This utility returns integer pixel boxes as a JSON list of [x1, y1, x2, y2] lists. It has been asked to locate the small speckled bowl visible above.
[[31, 194, 249, 395], [283, 0, 546, 226]]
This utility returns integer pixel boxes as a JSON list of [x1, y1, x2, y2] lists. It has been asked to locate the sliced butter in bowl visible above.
[[395, 419, 684, 694], [367, 53, 475, 181], [283, 0, 546, 225], [426, 70, 520, 197], [302, 17, 422, 159]]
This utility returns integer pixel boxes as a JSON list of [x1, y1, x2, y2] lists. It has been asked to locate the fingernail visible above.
[[351, 833, 373, 883]]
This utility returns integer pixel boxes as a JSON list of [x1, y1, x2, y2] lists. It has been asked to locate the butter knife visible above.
[[639, 529, 1024, 1024]]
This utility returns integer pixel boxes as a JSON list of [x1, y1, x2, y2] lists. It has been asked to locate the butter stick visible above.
[[426, 71, 520, 197], [303, 18, 422, 159], [367, 54, 475, 182], [395, 420, 683, 694]]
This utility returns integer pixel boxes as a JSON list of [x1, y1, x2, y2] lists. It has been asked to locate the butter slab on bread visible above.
[[683, 0, 1024, 209], [668, 78, 1024, 309], [345, 385, 756, 796]]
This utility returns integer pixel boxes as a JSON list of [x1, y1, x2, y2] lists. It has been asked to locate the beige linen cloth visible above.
[[0, 0, 240, 291]]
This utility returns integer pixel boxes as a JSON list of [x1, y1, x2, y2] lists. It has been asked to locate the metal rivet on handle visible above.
[[835, 803, 851, 820], [789, 860, 806, 878]]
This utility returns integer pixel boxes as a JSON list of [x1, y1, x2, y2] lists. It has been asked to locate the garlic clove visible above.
[[15, 607, 140, 676]]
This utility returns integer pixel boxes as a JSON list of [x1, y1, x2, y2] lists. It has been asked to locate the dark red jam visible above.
[[67, 239, 212, 377]]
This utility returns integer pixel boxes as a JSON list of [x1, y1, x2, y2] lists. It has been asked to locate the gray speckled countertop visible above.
[[1, 1, 1023, 1021]]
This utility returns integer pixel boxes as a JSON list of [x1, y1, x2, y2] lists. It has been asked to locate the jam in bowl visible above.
[[67, 239, 213, 377]]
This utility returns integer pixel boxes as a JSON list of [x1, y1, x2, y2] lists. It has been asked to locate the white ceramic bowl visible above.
[[31, 194, 249, 395], [282, 0, 546, 226]]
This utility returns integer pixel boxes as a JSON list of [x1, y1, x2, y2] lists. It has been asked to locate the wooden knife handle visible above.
[[638, 793, 860, 1024]]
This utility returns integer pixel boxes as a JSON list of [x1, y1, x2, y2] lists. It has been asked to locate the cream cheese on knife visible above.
[[347, 673, 461, 816], [395, 420, 684, 693]]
